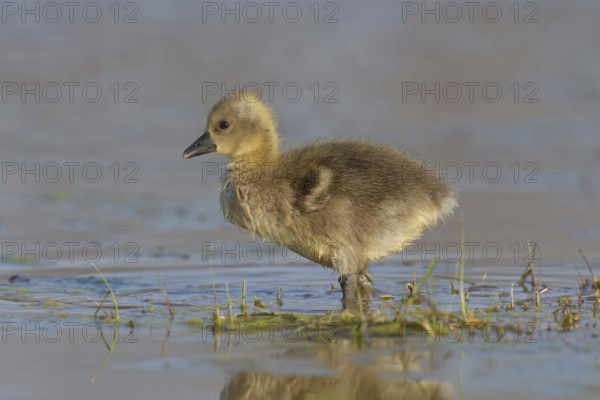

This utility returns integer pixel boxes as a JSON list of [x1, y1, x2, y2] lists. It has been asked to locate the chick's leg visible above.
[[338, 267, 373, 310]]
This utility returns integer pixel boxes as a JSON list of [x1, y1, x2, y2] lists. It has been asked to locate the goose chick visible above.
[[183, 93, 457, 304]]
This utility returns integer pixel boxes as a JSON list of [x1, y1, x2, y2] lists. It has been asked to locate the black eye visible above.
[[218, 120, 230, 130]]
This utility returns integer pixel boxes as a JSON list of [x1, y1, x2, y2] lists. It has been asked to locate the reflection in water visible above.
[[221, 372, 453, 400], [220, 340, 455, 400]]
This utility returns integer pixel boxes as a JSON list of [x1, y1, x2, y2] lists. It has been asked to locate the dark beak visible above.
[[182, 132, 216, 159]]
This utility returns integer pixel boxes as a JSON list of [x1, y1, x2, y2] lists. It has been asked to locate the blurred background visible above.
[[2, 2, 600, 399], [1, 0, 599, 267]]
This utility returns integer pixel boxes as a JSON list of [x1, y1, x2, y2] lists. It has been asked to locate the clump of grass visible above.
[[519, 241, 538, 292], [240, 280, 248, 316], [254, 295, 266, 309], [209, 267, 223, 332], [226, 282, 234, 323], [405, 272, 417, 298], [91, 263, 120, 321], [90, 262, 121, 384], [403, 259, 437, 309], [43, 300, 67, 308], [458, 217, 473, 322], [553, 296, 582, 331], [579, 249, 599, 290], [157, 272, 175, 320], [80, 243, 598, 345], [535, 287, 548, 307], [450, 280, 459, 295]]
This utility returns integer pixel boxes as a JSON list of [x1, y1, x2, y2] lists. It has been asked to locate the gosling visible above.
[[183, 93, 457, 304]]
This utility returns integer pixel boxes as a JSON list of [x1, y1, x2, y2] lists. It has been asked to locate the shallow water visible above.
[[2, 0, 600, 398], [1, 260, 599, 400]]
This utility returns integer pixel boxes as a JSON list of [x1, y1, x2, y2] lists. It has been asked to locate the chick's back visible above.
[[280, 139, 454, 216]]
